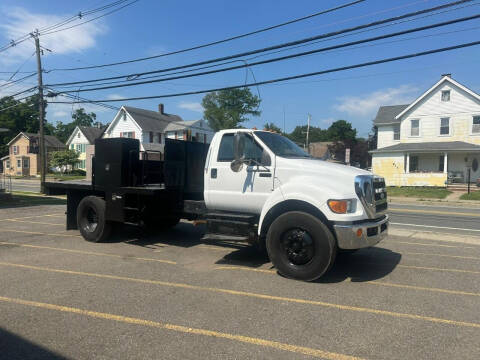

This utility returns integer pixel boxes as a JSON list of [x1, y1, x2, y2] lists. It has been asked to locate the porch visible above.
[[370, 141, 480, 187]]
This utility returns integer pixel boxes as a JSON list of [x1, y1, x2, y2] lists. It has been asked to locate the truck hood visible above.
[[276, 157, 371, 177], [274, 156, 372, 198]]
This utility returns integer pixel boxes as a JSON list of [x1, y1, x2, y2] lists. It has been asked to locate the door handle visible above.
[[259, 173, 271, 177], [211, 168, 217, 178]]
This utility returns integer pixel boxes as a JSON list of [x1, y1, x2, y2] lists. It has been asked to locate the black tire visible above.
[[266, 211, 336, 281], [77, 196, 111, 242]]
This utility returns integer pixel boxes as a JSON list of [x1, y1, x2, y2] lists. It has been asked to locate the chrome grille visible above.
[[355, 175, 388, 219]]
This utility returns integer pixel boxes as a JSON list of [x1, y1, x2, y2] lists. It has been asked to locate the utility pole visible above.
[[306, 113, 311, 153], [33, 30, 46, 193]]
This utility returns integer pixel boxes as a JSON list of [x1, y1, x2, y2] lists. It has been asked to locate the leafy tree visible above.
[[202, 88, 261, 131], [49, 149, 79, 173], [368, 125, 378, 151], [326, 120, 357, 141], [0, 94, 50, 157], [263, 122, 282, 133], [286, 125, 328, 145], [54, 108, 97, 143]]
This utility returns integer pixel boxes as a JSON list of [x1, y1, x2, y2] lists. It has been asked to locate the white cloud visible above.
[[52, 110, 68, 118], [178, 101, 203, 113], [0, 7, 106, 65], [106, 94, 125, 100], [334, 85, 418, 117]]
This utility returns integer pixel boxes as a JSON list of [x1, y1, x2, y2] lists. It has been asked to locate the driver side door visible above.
[[206, 133, 274, 213]]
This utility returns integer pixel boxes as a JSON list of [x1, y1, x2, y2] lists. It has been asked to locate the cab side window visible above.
[[217, 134, 234, 162], [244, 135, 268, 165]]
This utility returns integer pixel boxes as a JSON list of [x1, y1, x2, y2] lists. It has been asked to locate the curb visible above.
[[389, 197, 480, 207]]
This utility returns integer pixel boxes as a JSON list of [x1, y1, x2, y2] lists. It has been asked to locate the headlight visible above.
[[327, 199, 356, 214]]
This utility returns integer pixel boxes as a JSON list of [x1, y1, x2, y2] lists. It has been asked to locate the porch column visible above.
[[443, 152, 448, 174], [406, 153, 410, 174]]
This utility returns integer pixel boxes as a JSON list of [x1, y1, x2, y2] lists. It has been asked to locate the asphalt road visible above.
[[389, 202, 480, 236], [0, 203, 479, 359]]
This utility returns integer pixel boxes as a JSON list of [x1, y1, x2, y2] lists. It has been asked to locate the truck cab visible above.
[[203, 129, 388, 280]]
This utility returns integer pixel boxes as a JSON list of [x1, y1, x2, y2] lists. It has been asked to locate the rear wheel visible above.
[[266, 211, 336, 281], [77, 196, 111, 242]]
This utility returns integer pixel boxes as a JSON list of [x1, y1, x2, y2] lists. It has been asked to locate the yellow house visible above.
[[1, 132, 65, 176], [371, 75, 480, 187]]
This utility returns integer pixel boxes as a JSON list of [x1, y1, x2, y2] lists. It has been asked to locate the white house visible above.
[[103, 104, 214, 155], [370, 74, 480, 186], [66, 126, 106, 170]]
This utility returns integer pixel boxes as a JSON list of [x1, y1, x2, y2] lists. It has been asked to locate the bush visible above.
[[69, 169, 86, 176]]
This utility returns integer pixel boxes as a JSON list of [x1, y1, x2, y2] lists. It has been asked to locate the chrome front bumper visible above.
[[333, 215, 389, 250]]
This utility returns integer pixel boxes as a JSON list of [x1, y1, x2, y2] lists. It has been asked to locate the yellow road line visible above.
[[367, 281, 480, 297], [1, 261, 479, 329], [404, 252, 480, 260], [45, 214, 66, 218], [397, 264, 480, 274], [6, 219, 64, 226], [0, 213, 63, 222], [216, 266, 480, 297], [0, 242, 176, 265], [0, 228, 81, 238], [0, 295, 359, 360], [389, 208, 480, 217]]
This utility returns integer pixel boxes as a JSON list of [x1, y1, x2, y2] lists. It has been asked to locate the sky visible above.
[[0, 0, 479, 138]]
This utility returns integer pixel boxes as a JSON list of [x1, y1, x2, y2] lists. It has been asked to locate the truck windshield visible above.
[[254, 131, 310, 158]]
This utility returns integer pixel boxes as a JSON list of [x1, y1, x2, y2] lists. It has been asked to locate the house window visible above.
[[12, 145, 18, 155], [23, 158, 29, 168], [440, 117, 450, 135], [77, 133, 81, 138], [410, 119, 419, 136], [174, 131, 178, 140], [157, 133, 162, 144], [70, 144, 74, 150], [473, 116, 480, 134], [120, 132, 134, 138], [6, 160, 10, 169], [438, 155, 444, 172], [441, 90, 450, 102], [393, 124, 400, 140], [17, 159, 21, 168], [409, 156, 418, 172]]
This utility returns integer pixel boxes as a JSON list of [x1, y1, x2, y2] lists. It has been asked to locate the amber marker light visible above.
[[327, 200, 348, 214]]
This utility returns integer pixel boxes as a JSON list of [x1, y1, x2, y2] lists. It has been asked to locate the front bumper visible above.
[[333, 215, 388, 250]]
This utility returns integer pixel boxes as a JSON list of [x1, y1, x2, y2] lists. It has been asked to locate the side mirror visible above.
[[231, 132, 246, 172]]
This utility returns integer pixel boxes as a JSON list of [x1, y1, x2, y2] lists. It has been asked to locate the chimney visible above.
[[441, 73, 451, 78], [158, 103, 164, 114]]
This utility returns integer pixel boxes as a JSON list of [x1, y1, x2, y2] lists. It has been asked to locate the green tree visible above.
[[0, 94, 50, 157], [286, 125, 328, 145], [263, 122, 282, 133], [49, 149, 79, 173], [326, 120, 357, 141], [54, 108, 97, 143], [202, 88, 261, 131]]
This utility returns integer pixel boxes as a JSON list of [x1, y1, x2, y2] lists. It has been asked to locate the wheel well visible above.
[[260, 200, 334, 239]]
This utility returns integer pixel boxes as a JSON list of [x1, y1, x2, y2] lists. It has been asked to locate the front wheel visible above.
[[77, 196, 111, 242], [266, 211, 336, 281]]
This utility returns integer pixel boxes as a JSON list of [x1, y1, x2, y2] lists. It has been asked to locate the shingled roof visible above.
[[370, 141, 480, 153], [124, 106, 183, 132], [23, 133, 65, 148], [373, 105, 409, 125], [79, 126, 106, 144]]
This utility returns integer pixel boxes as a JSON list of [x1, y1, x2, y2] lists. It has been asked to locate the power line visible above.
[[45, 0, 476, 87], [0, 0, 137, 53], [0, 72, 38, 90], [46, 40, 480, 104], [41, 0, 139, 36], [46, 0, 366, 72], [49, 13, 480, 94]]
